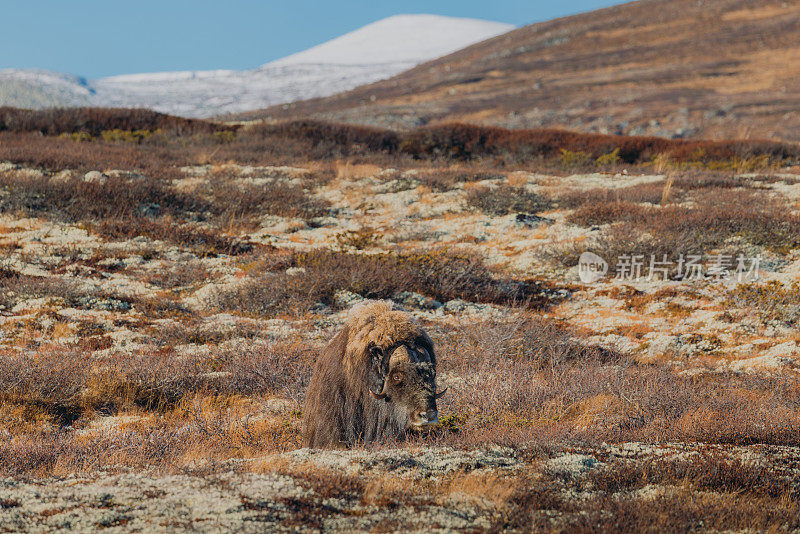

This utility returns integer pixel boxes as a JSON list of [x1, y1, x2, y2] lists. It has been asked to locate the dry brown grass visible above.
[[142, 260, 211, 290], [561, 188, 800, 265], [192, 174, 329, 223], [0, 271, 130, 313], [416, 170, 505, 192], [557, 171, 761, 209], [725, 280, 800, 326], [333, 161, 383, 180], [0, 165, 326, 254], [95, 218, 253, 257], [559, 451, 800, 532], [430, 315, 800, 449], [0, 337, 316, 476], [0, 171, 203, 222], [1, 309, 799, 484], [0, 339, 314, 423], [213, 248, 563, 317], [465, 184, 552, 216]]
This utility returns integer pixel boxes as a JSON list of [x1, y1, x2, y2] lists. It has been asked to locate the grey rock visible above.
[[106, 169, 146, 181], [444, 299, 491, 314], [393, 291, 442, 310], [83, 170, 108, 184], [51, 169, 76, 183], [334, 290, 365, 308], [647, 334, 681, 360], [0, 162, 21, 172], [76, 296, 131, 312], [139, 203, 161, 217], [545, 454, 600, 476], [515, 213, 554, 228]]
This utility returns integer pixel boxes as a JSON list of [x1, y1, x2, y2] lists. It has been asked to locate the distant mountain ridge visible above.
[[0, 15, 514, 118], [237, 0, 800, 142]]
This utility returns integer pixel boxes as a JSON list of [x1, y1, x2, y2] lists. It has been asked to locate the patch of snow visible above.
[[1, 15, 514, 117]]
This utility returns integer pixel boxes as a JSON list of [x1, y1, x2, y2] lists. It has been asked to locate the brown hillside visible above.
[[231, 0, 800, 142]]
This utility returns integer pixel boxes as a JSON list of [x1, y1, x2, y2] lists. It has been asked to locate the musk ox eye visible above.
[[392, 373, 402, 383]]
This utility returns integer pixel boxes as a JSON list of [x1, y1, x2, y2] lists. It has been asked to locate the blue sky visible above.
[[0, 0, 625, 78]]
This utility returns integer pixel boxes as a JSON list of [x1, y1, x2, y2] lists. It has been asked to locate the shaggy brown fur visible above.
[[302, 301, 443, 448]]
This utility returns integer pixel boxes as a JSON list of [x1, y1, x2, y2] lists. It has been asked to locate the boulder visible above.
[[83, 171, 108, 184]]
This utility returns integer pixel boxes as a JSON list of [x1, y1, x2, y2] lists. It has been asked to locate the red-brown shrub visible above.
[[0, 107, 231, 136]]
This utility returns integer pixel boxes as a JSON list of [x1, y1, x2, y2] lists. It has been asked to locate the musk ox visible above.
[[302, 300, 447, 448]]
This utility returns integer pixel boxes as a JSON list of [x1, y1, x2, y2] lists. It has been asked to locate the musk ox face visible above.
[[367, 341, 446, 428]]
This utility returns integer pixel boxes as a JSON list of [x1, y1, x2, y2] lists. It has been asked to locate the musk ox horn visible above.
[[369, 388, 387, 400], [369, 379, 390, 400], [435, 387, 448, 399]]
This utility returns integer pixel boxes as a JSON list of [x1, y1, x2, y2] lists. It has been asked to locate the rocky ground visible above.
[[5, 442, 800, 532], [3, 159, 800, 531], [3, 163, 800, 372]]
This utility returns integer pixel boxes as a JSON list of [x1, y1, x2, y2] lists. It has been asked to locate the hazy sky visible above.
[[0, 0, 625, 78]]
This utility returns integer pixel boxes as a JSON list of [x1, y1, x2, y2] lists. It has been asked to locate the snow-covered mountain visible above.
[[0, 70, 95, 108], [0, 15, 513, 117], [268, 14, 513, 67]]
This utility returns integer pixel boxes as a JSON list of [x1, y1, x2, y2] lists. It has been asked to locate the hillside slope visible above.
[[0, 15, 513, 118], [237, 0, 800, 141]]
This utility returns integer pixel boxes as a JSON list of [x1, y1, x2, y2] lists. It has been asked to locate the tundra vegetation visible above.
[[1, 108, 800, 531]]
